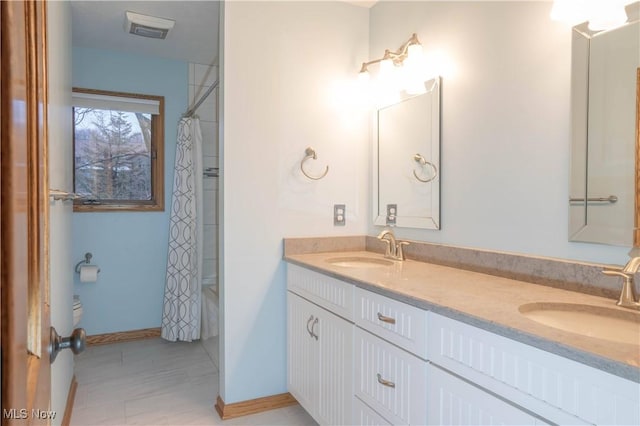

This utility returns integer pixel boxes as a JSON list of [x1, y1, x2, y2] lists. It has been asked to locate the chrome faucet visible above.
[[376, 229, 409, 261], [602, 256, 640, 310]]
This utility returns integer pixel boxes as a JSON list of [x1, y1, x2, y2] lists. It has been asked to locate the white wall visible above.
[[367, 1, 630, 265], [221, 1, 369, 403], [47, 1, 74, 423]]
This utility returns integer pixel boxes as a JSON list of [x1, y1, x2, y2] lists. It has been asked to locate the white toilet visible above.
[[73, 295, 83, 327]]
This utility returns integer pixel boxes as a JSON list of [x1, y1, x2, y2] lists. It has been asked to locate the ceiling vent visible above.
[[125, 11, 175, 40]]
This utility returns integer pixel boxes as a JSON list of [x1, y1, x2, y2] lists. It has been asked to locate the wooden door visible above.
[[635, 67, 639, 247], [1, 1, 52, 424]]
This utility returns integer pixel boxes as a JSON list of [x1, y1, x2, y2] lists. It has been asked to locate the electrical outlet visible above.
[[386, 204, 397, 226], [334, 204, 346, 226]]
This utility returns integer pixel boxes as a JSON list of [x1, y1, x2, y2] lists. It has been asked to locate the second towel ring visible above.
[[301, 147, 329, 180], [413, 153, 438, 183]]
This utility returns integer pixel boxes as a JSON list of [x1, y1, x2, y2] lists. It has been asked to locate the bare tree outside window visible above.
[[72, 88, 164, 212]]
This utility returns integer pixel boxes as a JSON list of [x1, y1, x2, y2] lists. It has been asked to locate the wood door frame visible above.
[[1, 0, 51, 423], [635, 67, 640, 247]]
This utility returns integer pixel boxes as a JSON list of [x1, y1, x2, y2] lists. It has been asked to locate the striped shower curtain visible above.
[[161, 117, 203, 342]]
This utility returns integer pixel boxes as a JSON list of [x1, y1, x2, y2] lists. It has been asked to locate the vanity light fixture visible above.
[[358, 33, 427, 97], [550, 0, 631, 31]]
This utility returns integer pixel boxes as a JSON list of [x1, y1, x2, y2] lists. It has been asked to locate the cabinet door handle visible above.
[[311, 317, 319, 340], [377, 373, 396, 388], [377, 312, 396, 324], [306, 315, 315, 338]]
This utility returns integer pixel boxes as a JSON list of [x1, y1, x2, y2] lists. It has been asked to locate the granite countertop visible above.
[[284, 250, 640, 383]]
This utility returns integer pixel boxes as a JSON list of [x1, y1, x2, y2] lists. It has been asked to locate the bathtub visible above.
[[201, 283, 219, 369], [201, 284, 218, 339]]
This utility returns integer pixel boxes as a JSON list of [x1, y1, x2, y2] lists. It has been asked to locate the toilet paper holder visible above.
[[75, 252, 101, 274]]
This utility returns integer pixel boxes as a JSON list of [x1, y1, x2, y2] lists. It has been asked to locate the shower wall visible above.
[[189, 63, 219, 292]]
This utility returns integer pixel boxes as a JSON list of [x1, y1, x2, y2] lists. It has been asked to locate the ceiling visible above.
[[71, 1, 220, 65], [69, 1, 382, 65]]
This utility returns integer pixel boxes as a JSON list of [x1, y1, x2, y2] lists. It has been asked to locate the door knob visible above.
[[49, 326, 86, 363]]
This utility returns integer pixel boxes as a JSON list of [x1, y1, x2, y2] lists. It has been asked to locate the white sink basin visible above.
[[326, 256, 394, 268], [519, 302, 640, 345]]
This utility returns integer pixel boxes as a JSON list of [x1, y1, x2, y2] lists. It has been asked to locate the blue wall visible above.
[[72, 47, 188, 335]]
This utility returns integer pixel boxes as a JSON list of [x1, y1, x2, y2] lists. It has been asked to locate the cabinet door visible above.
[[428, 365, 549, 426], [288, 292, 318, 415], [315, 302, 353, 426], [288, 291, 354, 426]]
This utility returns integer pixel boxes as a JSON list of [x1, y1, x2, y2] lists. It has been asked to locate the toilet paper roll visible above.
[[79, 265, 99, 283]]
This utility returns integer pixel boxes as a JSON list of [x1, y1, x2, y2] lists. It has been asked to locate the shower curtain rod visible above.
[[183, 79, 219, 118]]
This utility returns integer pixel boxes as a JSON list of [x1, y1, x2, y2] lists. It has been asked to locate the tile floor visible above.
[[71, 338, 316, 426]]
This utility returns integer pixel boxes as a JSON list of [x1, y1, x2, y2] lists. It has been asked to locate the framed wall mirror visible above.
[[373, 77, 441, 229], [569, 2, 640, 247]]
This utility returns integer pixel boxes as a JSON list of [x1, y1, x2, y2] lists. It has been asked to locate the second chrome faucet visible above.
[[377, 229, 409, 261], [602, 256, 640, 310]]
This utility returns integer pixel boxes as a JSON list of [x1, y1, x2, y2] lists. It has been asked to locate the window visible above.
[[72, 88, 164, 212]]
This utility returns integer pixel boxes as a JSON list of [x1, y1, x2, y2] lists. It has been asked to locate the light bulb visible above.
[[403, 43, 427, 94], [379, 58, 400, 92], [550, 0, 591, 25], [402, 62, 426, 95], [407, 43, 423, 63], [373, 86, 400, 108], [405, 79, 426, 95], [550, 0, 573, 21], [379, 58, 394, 77], [355, 69, 372, 108], [357, 69, 370, 85], [588, 3, 628, 31]]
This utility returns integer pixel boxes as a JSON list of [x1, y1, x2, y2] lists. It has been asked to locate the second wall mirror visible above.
[[569, 2, 640, 247], [373, 77, 441, 229]]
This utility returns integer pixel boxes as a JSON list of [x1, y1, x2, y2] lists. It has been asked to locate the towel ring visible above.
[[300, 147, 329, 180], [413, 153, 438, 183]]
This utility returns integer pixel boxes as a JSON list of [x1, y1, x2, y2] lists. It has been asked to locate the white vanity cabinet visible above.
[[286, 261, 640, 426], [428, 312, 640, 426], [287, 265, 354, 425]]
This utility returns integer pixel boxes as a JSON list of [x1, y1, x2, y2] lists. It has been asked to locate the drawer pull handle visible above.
[[377, 312, 396, 324], [306, 315, 315, 338], [377, 373, 396, 388]]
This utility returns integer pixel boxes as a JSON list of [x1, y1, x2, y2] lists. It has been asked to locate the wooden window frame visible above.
[[72, 88, 165, 212]]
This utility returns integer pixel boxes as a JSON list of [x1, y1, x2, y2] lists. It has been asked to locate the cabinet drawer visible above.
[[354, 327, 428, 425], [353, 396, 392, 426], [356, 287, 427, 358], [287, 263, 354, 320], [429, 312, 640, 425], [427, 364, 549, 425]]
